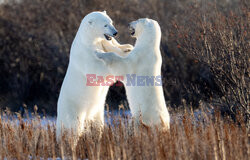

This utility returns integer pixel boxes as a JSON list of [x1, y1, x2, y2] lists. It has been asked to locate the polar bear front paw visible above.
[[94, 51, 113, 66], [121, 44, 134, 53], [94, 50, 104, 59]]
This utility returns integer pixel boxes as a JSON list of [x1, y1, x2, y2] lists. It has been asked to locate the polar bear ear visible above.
[[143, 18, 152, 26], [144, 18, 150, 24], [103, 10, 107, 14]]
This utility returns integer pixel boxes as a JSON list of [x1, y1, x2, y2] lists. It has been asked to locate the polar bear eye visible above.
[[104, 24, 108, 27]]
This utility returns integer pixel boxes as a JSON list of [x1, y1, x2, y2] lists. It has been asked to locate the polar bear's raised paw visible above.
[[120, 44, 134, 53]]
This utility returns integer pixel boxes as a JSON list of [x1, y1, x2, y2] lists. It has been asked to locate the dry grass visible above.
[[0, 1, 249, 159], [0, 109, 248, 159], [0, 0, 248, 120]]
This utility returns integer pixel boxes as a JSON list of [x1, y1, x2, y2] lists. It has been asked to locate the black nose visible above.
[[113, 32, 118, 36]]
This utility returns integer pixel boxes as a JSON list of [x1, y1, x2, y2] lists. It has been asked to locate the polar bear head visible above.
[[129, 18, 161, 40], [81, 11, 118, 41]]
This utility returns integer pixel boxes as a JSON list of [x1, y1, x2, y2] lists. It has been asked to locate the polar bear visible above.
[[95, 18, 170, 129], [56, 11, 133, 140]]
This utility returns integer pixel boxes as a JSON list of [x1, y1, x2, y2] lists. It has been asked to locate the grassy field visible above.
[[0, 109, 248, 159], [0, 0, 249, 119], [0, 0, 249, 159]]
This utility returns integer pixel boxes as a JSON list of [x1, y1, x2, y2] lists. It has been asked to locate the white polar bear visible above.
[[95, 18, 170, 129], [56, 11, 133, 140]]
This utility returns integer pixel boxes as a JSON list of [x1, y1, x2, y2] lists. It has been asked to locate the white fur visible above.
[[95, 18, 170, 129], [56, 11, 133, 140]]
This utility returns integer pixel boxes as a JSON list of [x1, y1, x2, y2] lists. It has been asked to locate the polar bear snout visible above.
[[128, 22, 136, 37], [113, 31, 118, 36], [104, 25, 118, 40], [128, 24, 135, 36], [109, 26, 118, 36]]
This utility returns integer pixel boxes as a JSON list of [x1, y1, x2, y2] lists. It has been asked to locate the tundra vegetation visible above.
[[0, 108, 248, 159], [0, 0, 249, 159]]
